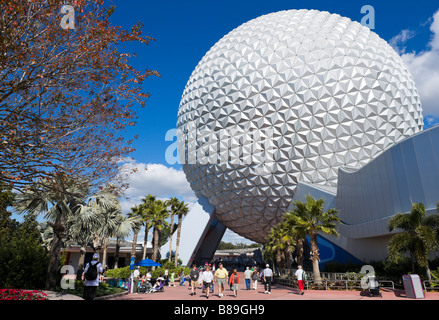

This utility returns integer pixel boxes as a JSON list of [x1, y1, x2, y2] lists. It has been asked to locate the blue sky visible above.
[[110, 0, 439, 166], [103, 1, 439, 243], [11, 1, 439, 245]]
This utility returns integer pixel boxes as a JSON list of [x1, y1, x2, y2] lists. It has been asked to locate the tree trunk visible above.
[[114, 237, 121, 269], [285, 243, 293, 276], [142, 225, 150, 260], [168, 213, 174, 262], [296, 238, 304, 266], [426, 264, 432, 282], [309, 231, 322, 283], [102, 237, 109, 269], [45, 221, 65, 290], [276, 250, 282, 274], [410, 253, 416, 274], [174, 215, 183, 267], [76, 245, 87, 280], [152, 226, 159, 271], [131, 231, 138, 259]]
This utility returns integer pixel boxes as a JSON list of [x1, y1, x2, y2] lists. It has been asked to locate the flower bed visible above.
[[0, 288, 48, 300]]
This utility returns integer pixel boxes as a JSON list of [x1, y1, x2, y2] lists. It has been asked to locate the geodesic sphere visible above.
[[177, 9, 423, 243]]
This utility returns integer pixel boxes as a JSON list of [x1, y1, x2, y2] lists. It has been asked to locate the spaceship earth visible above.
[[177, 9, 423, 243]]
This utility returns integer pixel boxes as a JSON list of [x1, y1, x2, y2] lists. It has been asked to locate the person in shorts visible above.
[[202, 265, 214, 299], [214, 263, 228, 298], [229, 269, 239, 297], [189, 264, 199, 296]]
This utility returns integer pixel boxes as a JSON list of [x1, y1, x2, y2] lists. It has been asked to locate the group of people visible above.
[[186, 263, 237, 299], [183, 263, 296, 298], [132, 267, 168, 293], [79, 253, 308, 301]]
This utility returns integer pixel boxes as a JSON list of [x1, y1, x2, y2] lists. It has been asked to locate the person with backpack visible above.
[[82, 253, 103, 300], [294, 265, 306, 295]]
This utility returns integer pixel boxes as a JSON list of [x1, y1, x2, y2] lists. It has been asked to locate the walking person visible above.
[[244, 267, 252, 290], [164, 268, 169, 286], [132, 266, 140, 293], [202, 265, 214, 299], [214, 263, 228, 298], [263, 264, 273, 294], [179, 268, 185, 286], [295, 265, 306, 295], [189, 264, 199, 296], [229, 269, 240, 297], [197, 267, 204, 288], [251, 268, 259, 290], [82, 253, 103, 301], [169, 271, 175, 287]]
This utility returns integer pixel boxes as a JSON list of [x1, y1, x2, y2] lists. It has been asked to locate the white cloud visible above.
[[395, 9, 439, 117], [116, 160, 260, 246], [389, 29, 416, 54], [221, 229, 258, 245], [118, 160, 197, 215]]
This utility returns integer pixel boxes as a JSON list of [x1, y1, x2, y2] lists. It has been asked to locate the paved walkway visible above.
[[104, 272, 439, 301]]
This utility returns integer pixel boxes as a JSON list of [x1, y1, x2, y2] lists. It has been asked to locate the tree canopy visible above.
[[0, 0, 159, 193]]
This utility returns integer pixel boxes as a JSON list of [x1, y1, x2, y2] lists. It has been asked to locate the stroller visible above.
[[137, 280, 153, 294], [150, 279, 165, 293]]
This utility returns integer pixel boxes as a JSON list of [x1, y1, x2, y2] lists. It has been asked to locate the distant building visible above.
[[63, 239, 153, 273]]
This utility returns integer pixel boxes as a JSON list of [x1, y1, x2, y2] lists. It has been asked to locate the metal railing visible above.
[[423, 280, 439, 291], [275, 276, 395, 291]]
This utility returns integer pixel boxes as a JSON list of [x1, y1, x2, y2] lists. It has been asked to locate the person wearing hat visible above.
[[263, 264, 273, 294], [82, 253, 103, 300]]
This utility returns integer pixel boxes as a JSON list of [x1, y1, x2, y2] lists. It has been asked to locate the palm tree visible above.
[[89, 191, 123, 269], [65, 200, 103, 280], [14, 175, 89, 290], [278, 220, 296, 274], [282, 211, 307, 266], [287, 194, 340, 283], [165, 197, 179, 262], [265, 224, 287, 272], [388, 202, 439, 281], [127, 205, 143, 260], [145, 199, 169, 264], [139, 194, 156, 259], [173, 200, 189, 267], [113, 215, 142, 268]]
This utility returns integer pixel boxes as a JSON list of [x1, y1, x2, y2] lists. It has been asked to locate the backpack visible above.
[[85, 261, 100, 281]]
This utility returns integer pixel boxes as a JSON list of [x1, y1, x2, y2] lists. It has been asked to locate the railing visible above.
[[275, 276, 395, 291], [423, 280, 439, 291]]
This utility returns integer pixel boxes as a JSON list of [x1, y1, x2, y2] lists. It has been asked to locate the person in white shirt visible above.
[[133, 266, 140, 293], [294, 265, 306, 295], [244, 267, 252, 290], [82, 253, 103, 300], [202, 265, 214, 299], [263, 264, 273, 294]]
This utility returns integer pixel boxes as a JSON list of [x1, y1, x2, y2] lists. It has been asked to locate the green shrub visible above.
[[57, 280, 125, 298], [0, 215, 49, 289]]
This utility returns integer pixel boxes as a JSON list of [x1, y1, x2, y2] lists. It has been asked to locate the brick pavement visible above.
[[105, 272, 439, 301]]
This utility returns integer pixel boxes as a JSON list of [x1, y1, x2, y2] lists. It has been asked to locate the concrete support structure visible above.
[[161, 196, 227, 266]]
